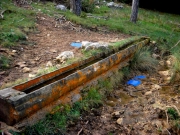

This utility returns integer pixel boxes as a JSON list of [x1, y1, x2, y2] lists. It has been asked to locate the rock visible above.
[[46, 61, 53, 67], [29, 74, 36, 78], [71, 94, 82, 103], [152, 41, 156, 44], [112, 111, 120, 118], [47, 34, 50, 37], [56, 51, 74, 63], [116, 118, 123, 125], [152, 120, 162, 128], [56, 64, 61, 68], [50, 49, 57, 53], [107, 2, 123, 8], [12, 50, 17, 53], [159, 61, 165, 66], [56, 4, 67, 11], [145, 91, 152, 96], [158, 70, 171, 76], [151, 84, 162, 91], [136, 84, 145, 90], [22, 67, 31, 73], [82, 41, 109, 51], [16, 62, 26, 68]]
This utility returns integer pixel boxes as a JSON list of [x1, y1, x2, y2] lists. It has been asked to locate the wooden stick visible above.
[[77, 128, 83, 135], [0, 10, 6, 19]]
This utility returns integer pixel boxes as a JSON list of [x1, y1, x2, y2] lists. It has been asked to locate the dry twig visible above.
[[170, 40, 180, 50], [0, 10, 6, 19]]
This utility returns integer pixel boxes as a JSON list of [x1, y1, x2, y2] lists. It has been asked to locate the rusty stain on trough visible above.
[[0, 37, 150, 125]]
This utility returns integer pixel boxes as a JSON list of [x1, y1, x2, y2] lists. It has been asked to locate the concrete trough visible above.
[[0, 37, 150, 125]]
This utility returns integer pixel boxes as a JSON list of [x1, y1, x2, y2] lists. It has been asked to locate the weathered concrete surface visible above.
[[0, 37, 150, 125]]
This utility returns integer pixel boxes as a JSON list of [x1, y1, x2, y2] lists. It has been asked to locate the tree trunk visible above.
[[70, 0, 81, 16], [130, 0, 139, 23], [70, 0, 76, 12]]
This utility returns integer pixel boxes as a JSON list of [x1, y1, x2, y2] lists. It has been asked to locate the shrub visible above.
[[82, 0, 95, 13], [129, 46, 158, 72]]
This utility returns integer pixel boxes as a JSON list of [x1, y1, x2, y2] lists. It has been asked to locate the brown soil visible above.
[[0, 14, 129, 87], [65, 71, 180, 135]]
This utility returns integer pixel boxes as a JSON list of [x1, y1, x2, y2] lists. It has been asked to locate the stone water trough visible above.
[[0, 37, 150, 125]]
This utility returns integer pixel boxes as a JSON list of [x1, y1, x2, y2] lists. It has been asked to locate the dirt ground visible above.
[[65, 70, 180, 135], [0, 14, 180, 135], [0, 14, 129, 87]]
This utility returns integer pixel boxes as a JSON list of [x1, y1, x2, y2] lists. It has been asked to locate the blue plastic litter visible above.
[[127, 79, 141, 87], [133, 75, 146, 80], [71, 42, 82, 48]]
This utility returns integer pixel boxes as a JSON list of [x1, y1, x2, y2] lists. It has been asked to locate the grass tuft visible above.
[[129, 46, 158, 72]]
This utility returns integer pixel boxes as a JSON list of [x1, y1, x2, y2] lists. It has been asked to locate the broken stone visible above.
[[16, 62, 26, 68], [145, 91, 152, 96], [152, 41, 156, 44], [22, 67, 31, 73], [50, 49, 57, 53], [12, 50, 17, 53], [158, 70, 171, 76], [71, 94, 81, 103], [29, 74, 36, 78], [56, 4, 67, 11], [112, 111, 120, 118], [46, 61, 53, 67], [151, 84, 162, 91], [116, 118, 123, 125], [159, 61, 165, 66], [56, 51, 74, 63]]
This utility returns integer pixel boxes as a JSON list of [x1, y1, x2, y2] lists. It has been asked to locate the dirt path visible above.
[[0, 14, 129, 87]]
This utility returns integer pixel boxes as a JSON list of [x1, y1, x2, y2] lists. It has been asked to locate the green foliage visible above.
[[93, 5, 110, 14], [0, 0, 36, 47], [129, 47, 158, 72], [82, 0, 95, 13], [0, 55, 10, 69], [167, 108, 179, 120]]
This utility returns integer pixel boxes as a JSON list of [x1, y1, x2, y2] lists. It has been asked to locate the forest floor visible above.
[[0, 14, 180, 135]]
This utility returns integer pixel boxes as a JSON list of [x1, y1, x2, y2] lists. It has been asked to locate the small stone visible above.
[[145, 91, 152, 96], [151, 84, 162, 91], [152, 41, 156, 44], [166, 60, 171, 67], [112, 111, 120, 118], [76, 40, 80, 42], [71, 94, 82, 103], [159, 61, 164, 66], [22, 67, 31, 73], [16, 62, 26, 68], [56, 64, 61, 68], [158, 70, 171, 76], [47, 34, 50, 37], [152, 120, 162, 128], [116, 118, 123, 125], [29, 74, 36, 78], [46, 61, 53, 67], [12, 50, 17, 53]]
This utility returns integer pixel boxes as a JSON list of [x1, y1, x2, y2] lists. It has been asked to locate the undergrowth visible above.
[[0, 55, 10, 69], [0, 0, 36, 47], [129, 46, 158, 72]]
